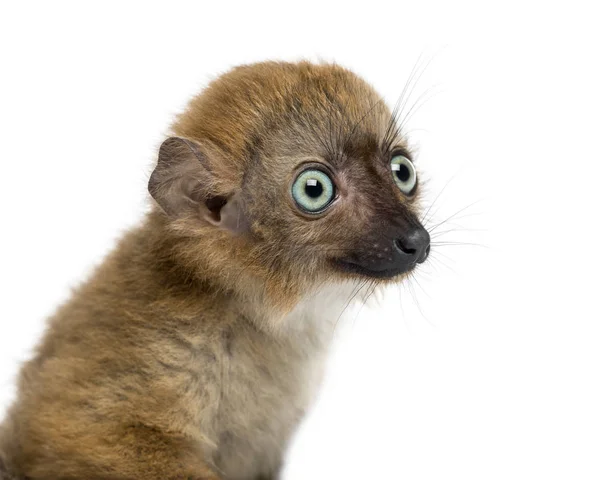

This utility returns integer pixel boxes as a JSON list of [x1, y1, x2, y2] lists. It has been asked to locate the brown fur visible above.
[[0, 61, 426, 479]]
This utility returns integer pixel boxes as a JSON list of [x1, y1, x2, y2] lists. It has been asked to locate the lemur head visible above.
[[149, 61, 430, 316]]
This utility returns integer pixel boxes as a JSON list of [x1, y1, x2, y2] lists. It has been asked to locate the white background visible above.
[[1, 1, 599, 479]]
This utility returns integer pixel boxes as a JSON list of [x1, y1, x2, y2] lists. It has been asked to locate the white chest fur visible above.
[[210, 281, 359, 480]]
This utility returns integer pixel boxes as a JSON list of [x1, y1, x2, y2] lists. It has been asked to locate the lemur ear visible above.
[[148, 137, 249, 234]]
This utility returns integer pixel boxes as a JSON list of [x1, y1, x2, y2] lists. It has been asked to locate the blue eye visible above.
[[291, 169, 336, 214], [391, 155, 417, 194]]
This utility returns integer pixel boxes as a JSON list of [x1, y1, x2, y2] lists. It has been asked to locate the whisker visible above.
[[382, 52, 430, 151], [420, 173, 462, 227], [431, 241, 488, 248], [407, 271, 434, 327], [409, 269, 432, 301], [428, 200, 484, 232], [334, 279, 368, 332], [398, 84, 444, 133], [430, 227, 487, 238], [395, 53, 433, 131], [354, 281, 378, 322], [426, 252, 458, 274]]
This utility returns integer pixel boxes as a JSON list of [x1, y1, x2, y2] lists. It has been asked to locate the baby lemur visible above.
[[0, 61, 430, 480]]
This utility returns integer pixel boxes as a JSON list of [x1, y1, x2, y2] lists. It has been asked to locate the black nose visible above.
[[394, 227, 431, 264]]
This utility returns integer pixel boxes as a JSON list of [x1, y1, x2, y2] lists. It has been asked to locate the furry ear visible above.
[[148, 137, 249, 234]]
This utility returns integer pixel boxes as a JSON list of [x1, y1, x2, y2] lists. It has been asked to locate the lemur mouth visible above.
[[333, 259, 416, 280]]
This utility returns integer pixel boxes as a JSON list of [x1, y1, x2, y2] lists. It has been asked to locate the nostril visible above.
[[394, 238, 417, 256]]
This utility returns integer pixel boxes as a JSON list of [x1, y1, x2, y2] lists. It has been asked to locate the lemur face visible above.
[[244, 128, 429, 282], [150, 62, 430, 302], [237, 68, 430, 283]]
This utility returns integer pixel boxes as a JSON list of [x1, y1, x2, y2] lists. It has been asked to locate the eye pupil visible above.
[[305, 180, 323, 198], [292, 168, 335, 214], [396, 164, 410, 182], [391, 155, 417, 195]]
